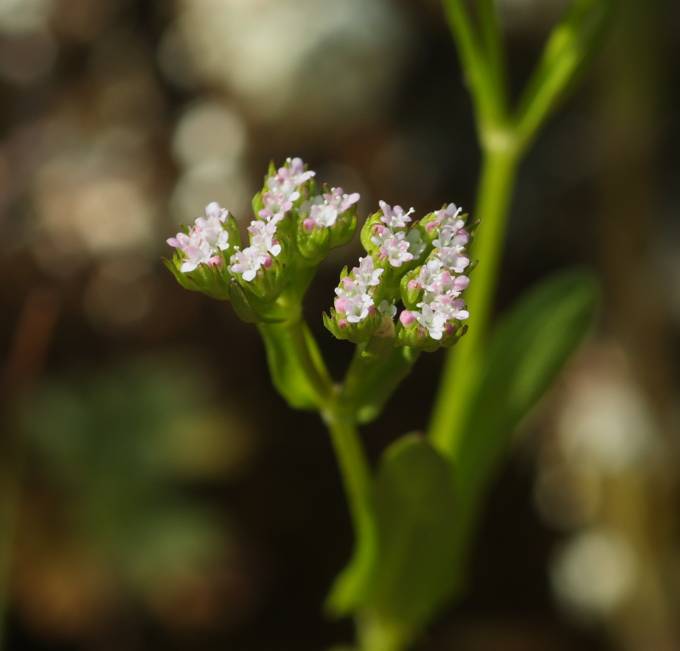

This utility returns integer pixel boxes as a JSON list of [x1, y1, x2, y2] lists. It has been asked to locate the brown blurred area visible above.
[[1, 0, 679, 649]]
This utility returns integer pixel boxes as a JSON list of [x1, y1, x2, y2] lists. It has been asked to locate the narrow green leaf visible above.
[[363, 435, 458, 641], [513, 0, 615, 149], [446, 268, 599, 594]]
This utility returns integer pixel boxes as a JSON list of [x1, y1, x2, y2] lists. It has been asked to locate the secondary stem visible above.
[[324, 406, 375, 572], [429, 140, 520, 456]]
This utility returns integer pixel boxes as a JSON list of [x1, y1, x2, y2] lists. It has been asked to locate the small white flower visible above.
[[415, 302, 449, 340], [305, 187, 360, 228], [382, 232, 413, 267], [354, 256, 383, 288], [433, 224, 469, 250], [437, 247, 470, 273], [259, 190, 293, 223], [248, 219, 282, 257], [229, 246, 268, 282], [433, 202, 462, 226], [379, 200, 414, 228], [344, 292, 374, 323]]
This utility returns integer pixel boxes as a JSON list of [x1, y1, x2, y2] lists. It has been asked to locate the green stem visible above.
[[322, 404, 377, 612], [325, 411, 373, 541], [358, 613, 410, 651], [258, 317, 334, 410], [429, 141, 520, 456], [342, 342, 419, 425]]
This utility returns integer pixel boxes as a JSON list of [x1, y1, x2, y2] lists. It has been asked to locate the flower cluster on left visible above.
[[165, 157, 360, 323]]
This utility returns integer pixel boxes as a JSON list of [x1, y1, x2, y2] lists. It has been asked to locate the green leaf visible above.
[[362, 435, 458, 643], [446, 268, 599, 593], [514, 0, 615, 149]]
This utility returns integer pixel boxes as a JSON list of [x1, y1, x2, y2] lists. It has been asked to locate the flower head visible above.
[[398, 206, 471, 342], [259, 156, 316, 222], [167, 202, 232, 273]]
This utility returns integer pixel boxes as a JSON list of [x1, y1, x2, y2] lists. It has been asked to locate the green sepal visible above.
[[228, 280, 259, 324], [251, 190, 264, 218], [296, 220, 332, 263], [163, 256, 231, 301], [396, 319, 467, 352], [233, 257, 287, 303], [359, 211, 383, 254], [323, 309, 382, 345], [399, 268, 423, 308]]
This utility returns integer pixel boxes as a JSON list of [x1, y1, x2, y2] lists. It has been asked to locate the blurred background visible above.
[[1, 0, 679, 649]]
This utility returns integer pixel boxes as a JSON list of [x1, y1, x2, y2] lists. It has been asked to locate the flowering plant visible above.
[[165, 0, 612, 648]]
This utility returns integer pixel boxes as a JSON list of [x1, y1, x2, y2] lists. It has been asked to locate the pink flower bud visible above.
[[400, 310, 416, 326], [335, 297, 349, 312]]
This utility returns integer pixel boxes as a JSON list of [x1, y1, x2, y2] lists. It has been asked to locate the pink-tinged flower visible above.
[[433, 224, 469, 250], [430, 203, 463, 230], [229, 246, 268, 282], [334, 281, 373, 323], [248, 219, 282, 257], [306, 187, 360, 228], [167, 202, 231, 273], [259, 191, 294, 223], [379, 200, 414, 229], [343, 292, 374, 324], [414, 302, 449, 340], [204, 201, 229, 222], [267, 157, 315, 198], [332, 256, 385, 324], [167, 230, 210, 273], [437, 247, 470, 274], [259, 157, 316, 222], [354, 255, 383, 288], [381, 232, 413, 267]]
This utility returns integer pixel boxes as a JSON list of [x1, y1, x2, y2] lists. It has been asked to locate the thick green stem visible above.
[[258, 317, 334, 410], [342, 342, 419, 425], [429, 142, 520, 456]]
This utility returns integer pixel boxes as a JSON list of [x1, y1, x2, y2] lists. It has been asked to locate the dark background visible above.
[[1, 0, 679, 649]]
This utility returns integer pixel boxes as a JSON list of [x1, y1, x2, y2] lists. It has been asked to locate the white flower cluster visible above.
[[167, 202, 231, 273], [371, 200, 416, 268], [334, 256, 384, 324], [229, 157, 314, 281], [303, 187, 360, 229], [400, 203, 470, 340]]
